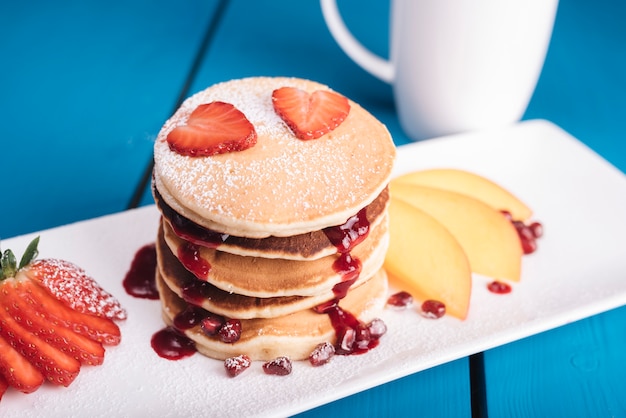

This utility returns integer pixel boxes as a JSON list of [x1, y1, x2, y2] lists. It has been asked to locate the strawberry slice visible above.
[[0, 375, 7, 400], [1, 283, 105, 365], [0, 285, 81, 386], [167, 101, 257, 157], [0, 335, 44, 394], [13, 276, 122, 346], [272, 87, 350, 140], [24, 258, 127, 321], [0, 236, 125, 400]]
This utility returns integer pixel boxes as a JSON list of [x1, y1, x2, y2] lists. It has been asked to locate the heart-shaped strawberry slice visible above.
[[167, 101, 257, 157], [272, 87, 350, 140]]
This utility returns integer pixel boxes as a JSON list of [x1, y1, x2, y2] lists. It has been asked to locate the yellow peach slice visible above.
[[384, 198, 472, 320], [392, 168, 532, 221], [391, 183, 522, 282]]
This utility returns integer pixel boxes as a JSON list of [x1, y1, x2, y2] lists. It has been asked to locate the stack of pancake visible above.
[[152, 77, 396, 361]]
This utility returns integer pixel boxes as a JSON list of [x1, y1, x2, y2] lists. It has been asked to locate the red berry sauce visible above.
[[314, 211, 386, 355], [172, 305, 208, 330], [177, 241, 211, 280], [157, 189, 228, 249], [323, 208, 369, 253], [150, 326, 196, 360], [331, 253, 362, 300], [122, 243, 159, 300], [126, 204, 386, 369]]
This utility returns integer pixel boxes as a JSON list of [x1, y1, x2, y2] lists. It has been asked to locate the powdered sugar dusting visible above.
[[26, 258, 127, 320], [153, 77, 396, 236]]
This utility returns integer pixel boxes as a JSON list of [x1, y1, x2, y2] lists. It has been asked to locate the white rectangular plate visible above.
[[3, 120, 626, 417]]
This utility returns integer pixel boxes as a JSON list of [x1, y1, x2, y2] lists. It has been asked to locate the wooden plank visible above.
[[294, 358, 471, 418], [0, 0, 221, 238], [484, 306, 626, 416], [485, 0, 626, 415]]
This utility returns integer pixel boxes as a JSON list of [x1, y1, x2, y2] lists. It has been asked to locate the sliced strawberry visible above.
[[272, 87, 350, 140], [12, 276, 121, 345], [167, 101, 257, 157], [24, 258, 127, 320], [0, 374, 7, 400], [0, 286, 81, 387], [0, 335, 44, 394], [1, 283, 105, 365]]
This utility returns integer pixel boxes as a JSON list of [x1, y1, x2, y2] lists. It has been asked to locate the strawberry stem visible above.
[[0, 236, 40, 280], [1, 249, 17, 279], [19, 236, 40, 269]]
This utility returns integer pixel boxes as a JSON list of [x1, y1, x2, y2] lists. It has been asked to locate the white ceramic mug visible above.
[[321, 0, 559, 140]]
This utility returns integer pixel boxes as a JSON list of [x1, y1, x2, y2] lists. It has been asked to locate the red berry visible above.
[[218, 319, 242, 343], [272, 87, 350, 140], [263, 356, 292, 376], [166, 101, 257, 157], [224, 355, 251, 377], [335, 327, 356, 355], [366, 318, 387, 339], [529, 221, 544, 238], [487, 280, 512, 294], [309, 342, 335, 367], [521, 237, 538, 254], [354, 324, 372, 351], [200, 314, 225, 336], [25, 258, 127, 320], [500, 210, 513, 221], [387, 291, 413, 309], [421, 300, 446, 319]]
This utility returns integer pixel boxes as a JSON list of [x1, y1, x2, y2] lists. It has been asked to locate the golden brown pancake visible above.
[[157, 267, 388, 361], [161, 215, 389, 298], [154, 185, 389, 260], [156, 226, 357, 319], [153, 77, 396, 238], [151, 76, 396, 363]]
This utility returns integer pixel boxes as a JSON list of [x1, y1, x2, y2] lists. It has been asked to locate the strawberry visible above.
[[166, 101, 257, 157], [0, 375, 7, 400], [13, 272, 122, 346], [1, 283, 105, 365], [0, 335, 44, 394], [24, 258, 127, 320], [272, 86, 350, 140], [0, 236, 125, 400], [0, 288, 81, 386]]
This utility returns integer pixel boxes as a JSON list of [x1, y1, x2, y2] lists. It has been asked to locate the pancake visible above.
[[161, 214, 389, 298], [157, 267, 389, 361], [156, 224, 357, 319], [155, 185, 389, 260], [153, 77, 396, 238]]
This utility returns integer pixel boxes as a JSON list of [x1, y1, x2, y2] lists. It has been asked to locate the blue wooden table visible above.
[[1, 1, 625, 416]]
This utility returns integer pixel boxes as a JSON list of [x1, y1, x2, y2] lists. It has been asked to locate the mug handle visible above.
[[320, 0, 394, 83]]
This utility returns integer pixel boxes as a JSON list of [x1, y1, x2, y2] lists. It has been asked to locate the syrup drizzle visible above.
[[177, 241, 211, 280], [322, 208, 369, 253], [150, 326, 196, 360], [122, 243, 159, 300], [315, 209, 382, 355], [124, 205, 382, 361], [163, 203, 229, 249]]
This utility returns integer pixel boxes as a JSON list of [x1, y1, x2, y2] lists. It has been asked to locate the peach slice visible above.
[[391, 183, 522, 283], [392, 168, 532, 221], [384, 198, 472, 320]]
